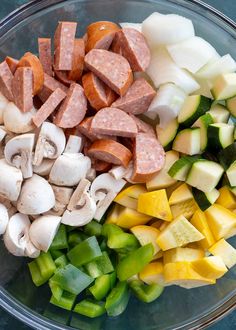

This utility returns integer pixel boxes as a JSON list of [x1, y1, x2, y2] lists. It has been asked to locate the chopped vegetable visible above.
[[74, 299, 106, 318], [105, 281, 130, 316], [129, 279, 164, 303]]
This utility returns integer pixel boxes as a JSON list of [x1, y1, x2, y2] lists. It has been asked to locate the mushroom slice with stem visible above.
[[33, 158, 55, 176], [86, 168, 96, 182], [0, 159, 23, 201], [4, 133, 35, 178], [0, 203, 9, 235], [33, 122, 66, 166], [0, 197, 17, 218], [17, 174, 55, 215], [0, 126, 6, 142], [29, 215, 61, 252], [49, 153, 91, 187], [46, 185, 73, 216], [64, 135, 83, 153], [109, 161, 133, 180]]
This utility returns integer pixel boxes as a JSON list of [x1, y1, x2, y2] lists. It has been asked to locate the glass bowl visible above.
[[0, 0, 236, 329]]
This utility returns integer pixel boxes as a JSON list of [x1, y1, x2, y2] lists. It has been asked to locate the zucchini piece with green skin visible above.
[[172, 128, 201, 155], [218, 142, 236, 169], [156, 118, 179, 150], [211, 73, 236, 100], [168, 155, 201, 181], [226, 160, 236, 186], [178, 95, 211, 127], [226, 96, 236, 117], [208, 104, 230, 123], [207, 123, 234, 151], [186, 160, 224, 193], [192, 187, 220, 211], [192, 113, 214, 151]]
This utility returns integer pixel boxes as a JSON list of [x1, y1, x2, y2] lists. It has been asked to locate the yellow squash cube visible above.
[[209, 239, 236, 269], [116, 207, 152, 229], [190, 210, 215, 249], [163, 247, 205, 264], [114, 184, 147, 210], [216, 186, 236, 209], [139, 261, 164, 285], [106, 204, 123, 224], [169, 183, 193, 206], [170, 199, 198, 219], [192, 256, 227, 279], [130, 225, 161, 255]]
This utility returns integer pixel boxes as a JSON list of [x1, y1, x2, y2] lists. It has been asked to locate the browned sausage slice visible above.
[[111, 78, 156, 115], [38, 38, 53, 76], [94, 159, 112, 172], [5, 56, 19, 74], [0, 60, 14, 101], [54, 83, 87, 128], [78, 116, 116, 141], [132, 133, 165, 183], [88, 139, 132, 167], [17, 52, 44, 95], [54, 21, 77, 71], [12, 67, 33, 112], [38, 73, 68, 102], [91, 107, 138, 137], [68, 38, 85, 81], [129, 114, 156, 137], [84, 49, 133, 96], [33, 88, 66, 127], [116, 28, 151, 72]]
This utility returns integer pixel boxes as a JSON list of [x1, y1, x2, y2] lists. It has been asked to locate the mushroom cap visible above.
[[33, 158, 55, 176], [17, 174, 55, 215], [64, 135, 83, 153], [0, 159, 23, 201], [0, 92, 8, 125], [3, 102, 37, 133], [0, 203, 9, 235], [29, 215, 61, 252], [49, 153, 91, 187]]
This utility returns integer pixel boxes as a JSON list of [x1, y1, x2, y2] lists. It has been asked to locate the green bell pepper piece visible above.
[[50, 264, 94, 295], [50, 249, 64, 260], [74, 299, 106, 318], [108, 233, 139, 253], [28, 251, 56, 286], [99, 238, 108, 251], [101, 224, 123, 237], [129, 280, 164, 303], [89, 272, 116, 300], [68, 231, 88, 248], [49, 280, 63, 301], [50, 224, 68, 250], [105, 281, 130, 317], [84, 220, 102, 237], [28, 261, 45, 287], [50, 291, 76, 311], [117, 244, 154, 281], [67, 236, 102, 267], [54, 255, 68, 268], [85, 251, 114, 278]]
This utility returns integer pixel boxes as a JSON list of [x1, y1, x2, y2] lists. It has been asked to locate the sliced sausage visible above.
[[68, 38, 85, 81], [115, 28, 151, 72], [38, 73, 68, 102], [106, 86, 117, 106], [54, 21, 77, 71], [84, 49, 133, 96], [88, 139, 132, 167], [78, 116, 116, 141], [129, 114, 156, 137], [17, 52, 44, 95], [0, 60, 14, 101], [91, 107, 138, 137], [5, 56, 19, 74], [111, 33, 122, 54], [38, 38, 53, 76], [54, 83, 87, 128], [111, 78, 156, 115], [12, 67, 33, 112], [132, 133, 165, 183], [94, 159, 112, 172], [33, 87, 66, 127], [54, 70, 74, 86]]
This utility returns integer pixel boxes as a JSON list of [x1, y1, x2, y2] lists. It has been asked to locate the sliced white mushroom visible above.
[[33, 122, 66, 166], [3, 102, 37, 133], [0, 126, 6, 142], [47, 185, 73, 216], [0, 92, 9, 125], [17, 174, 55, 215], [0, 196, 17, 218], [0, 159, 23, 201], [29, 215, 61, 252], [25, 241, 40, 258], [67, 179, 90, 211], [109, 161, 133, 180], [86, 168, 96, 182], [33, 158, 55, 176], [64, 135, 83, 153], [0, 203, 9, 235], [49, 153, 91, 187], [95, 190, 117, 221], [4, 133, 35, 179]]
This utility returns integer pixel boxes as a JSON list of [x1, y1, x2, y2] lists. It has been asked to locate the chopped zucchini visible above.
[[192, 187, 219, 211], [173, 128, 201, 155], [226, 96, 236, 117], [211, 73, 236, 100], [207, 123, 234, 151], [218, 142, 236, 169], [156, 118, 179, 150], [192, 113, 214, 151], [207, 104, 230, 123], [178, 95, 211, 127], [226, 160, 236, 186], [168, 155, 201, 181], [186, 160, 224, 193]]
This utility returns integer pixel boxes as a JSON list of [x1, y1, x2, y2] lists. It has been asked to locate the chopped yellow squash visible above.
[[138, 189, 172, 221], [106, 204, 123, 224], [205, 204, 236, 240], [209, 239, 236, 269], [216, 186, 236, 209], [116, 207, 152, 229], [166, 182, 183, 198], [159, 221, 169, 231], [190, 210, 215, 249], [114, 184, 147, 210], [139, 261, 164, 285], [153, 250, 164, 260], [164, 262, 216, 288], [192, 256, 227, 279], [150, 220, 164, 229], [130, 225, 160, 255], [156, 215, 204, 251], [169, 183, 193, 206], [170, 199, 198, 219], [163, 247, 205, 264]]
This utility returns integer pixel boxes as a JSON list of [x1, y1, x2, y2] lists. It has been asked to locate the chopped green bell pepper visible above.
[[89, 272, 116, 300], [99, 238, 108, 251], [50, 291, 76, 311], [107, 233, 139, 253], [68, 231, 88, 248], [105, 281, 130, 317], [84, 220, 102, 237], [28, 251, 56, 286], [117, 244, 154, 281], [49, 280, 63, 301], [129, 280, 164, 303], [55, 255, 68, 268], [50, 224, 68, 250], [50, 249, 64, 260], [67, 236, 102, 267], [85, 251, 114, 278], [101, 224, 123, 237], [74, 299, 106, 318], [50, 264, 94, 295]]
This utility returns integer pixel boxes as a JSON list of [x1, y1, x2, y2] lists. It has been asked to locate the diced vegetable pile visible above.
[[0, 10, 236, 319]]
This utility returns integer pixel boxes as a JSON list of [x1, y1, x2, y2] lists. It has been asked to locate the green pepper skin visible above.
[[74, 299, 106, 318], [84, 220, 102, 237], [50, 224, 68, 250], [129, 280, 164, 303], [28, 252, 56, 286], [50, 291, 76, 311], [105, 281, 130, 317], [89, 272, 116, 300]]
